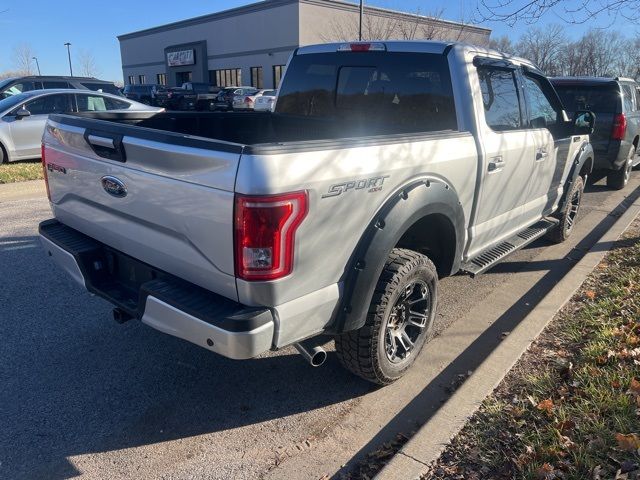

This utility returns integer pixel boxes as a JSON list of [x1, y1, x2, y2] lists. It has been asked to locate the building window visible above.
[[138, 74, 146, 84], [273, 65, 285, 88], [156, 73, 167, 86], [210, 68, 242, 87], [176, 71, 192, 85], [128, 75, 135, 85], [250, 67, 263, 89]]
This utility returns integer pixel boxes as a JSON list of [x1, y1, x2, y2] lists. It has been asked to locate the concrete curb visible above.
[[376, 197, 640, 480]]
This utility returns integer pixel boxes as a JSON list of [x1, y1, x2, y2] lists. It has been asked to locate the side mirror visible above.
[[14, 107, 31, 119], [573, 110, 595, 135]]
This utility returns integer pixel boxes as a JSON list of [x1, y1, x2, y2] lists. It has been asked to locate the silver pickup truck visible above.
[[39, 41, 595, 385]]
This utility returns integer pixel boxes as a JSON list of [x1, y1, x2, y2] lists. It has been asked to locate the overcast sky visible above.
[[0, 0, 634, 82]]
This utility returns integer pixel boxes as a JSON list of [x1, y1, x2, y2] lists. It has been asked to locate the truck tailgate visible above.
[[42, 115, 243, 301]]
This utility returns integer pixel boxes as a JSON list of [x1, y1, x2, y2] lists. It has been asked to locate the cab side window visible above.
[[477, 67, 523, 131], [522, 74, 560, 129]]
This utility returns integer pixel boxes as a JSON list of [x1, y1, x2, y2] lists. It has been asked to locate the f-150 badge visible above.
[[322, 175, 390, 198]]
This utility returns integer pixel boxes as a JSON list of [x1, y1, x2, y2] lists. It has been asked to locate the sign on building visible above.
[[167, 50, 195, 67]]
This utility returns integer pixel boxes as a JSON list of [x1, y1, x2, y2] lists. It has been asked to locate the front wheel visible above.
[[547, 175, 584, 244], [335, 248, 437, 385]]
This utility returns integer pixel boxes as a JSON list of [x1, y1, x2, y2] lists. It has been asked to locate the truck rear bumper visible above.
[[39, 219, 274, 360]]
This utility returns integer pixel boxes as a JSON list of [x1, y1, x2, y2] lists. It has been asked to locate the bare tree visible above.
[[13, 43, 36, 75], [320, 7, 481, 43], [477, 0, 640, 25], [515, 24, 567, 75], [488, 35, 517, 55], [77, 49, 101, 77]]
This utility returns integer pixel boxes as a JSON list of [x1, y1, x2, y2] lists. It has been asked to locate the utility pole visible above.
[[64, 43, 73, 76], [359, 0, 364, 41], [32, 57, 41, 75]]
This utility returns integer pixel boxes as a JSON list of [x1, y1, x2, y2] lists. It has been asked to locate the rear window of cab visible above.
[[275, 51, 457, 135]]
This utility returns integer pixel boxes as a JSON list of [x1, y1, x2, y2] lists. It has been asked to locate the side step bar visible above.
[[461, 218, 559, 277]]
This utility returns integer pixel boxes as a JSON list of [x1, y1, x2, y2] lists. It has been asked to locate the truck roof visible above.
[[550, 76, 636, 85], [296, 40, 536, 70]]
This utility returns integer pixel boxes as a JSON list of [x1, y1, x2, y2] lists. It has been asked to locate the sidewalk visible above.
[[376, 191, 640, 480], [0, 180, 45, 203]]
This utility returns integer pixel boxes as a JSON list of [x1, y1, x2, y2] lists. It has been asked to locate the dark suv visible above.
[[123, 84, 160, 105], [551, 76, 640, 189], [0, 76, 122, 99]]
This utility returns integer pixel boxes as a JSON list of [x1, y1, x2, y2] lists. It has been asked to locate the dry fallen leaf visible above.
[[536, 462, 555, 479], [536, 399, 554, 415], [615, 433, 640, 452], [585, 290, 597, 300], [628, 378, 640, 397]]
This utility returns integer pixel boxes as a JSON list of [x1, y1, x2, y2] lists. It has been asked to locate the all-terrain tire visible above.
[[334, 248, 438, 385], [547, 175, 584, 244], [607, 146, 635, 190]]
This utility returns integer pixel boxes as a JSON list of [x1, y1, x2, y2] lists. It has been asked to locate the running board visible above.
[[461, 218, 559, 277]]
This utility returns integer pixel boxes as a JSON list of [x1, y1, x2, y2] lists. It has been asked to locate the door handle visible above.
[[488, 156, 505, 172]]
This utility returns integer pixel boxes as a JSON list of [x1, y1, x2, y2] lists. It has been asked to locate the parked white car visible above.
[[0, 89, 162, 163], [253, 90, 277, 112], [232, 88, 265, 110]]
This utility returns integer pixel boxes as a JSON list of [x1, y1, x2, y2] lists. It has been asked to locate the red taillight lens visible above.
[[234, 191, 308, 281], [245, 96, 252, 104], [41, 143, 51, 201], [612, 113, 627, 140]]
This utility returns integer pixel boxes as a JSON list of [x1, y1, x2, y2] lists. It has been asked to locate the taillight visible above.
[[245, 96, 252, 104], [612, 113, 627, 140], [41, 143, 51, 201], [234, 191, 308, 281]]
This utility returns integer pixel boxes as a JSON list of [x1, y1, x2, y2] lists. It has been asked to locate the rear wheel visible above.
[[0, 144, 6, 164], [547, 175, 584, 244], [607, 146, 634, 190], [334, 248, 437, 385]]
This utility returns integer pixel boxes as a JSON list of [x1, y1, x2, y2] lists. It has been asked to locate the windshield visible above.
[[276, 51, 457, 134], [553, 84, 620, 114], [0, 92, 30, 113], [0, 78, 17, 91]]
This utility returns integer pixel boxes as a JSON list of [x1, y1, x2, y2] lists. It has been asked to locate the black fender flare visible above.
[[330, 177, 465, 334], [557, 140, 593, 212]]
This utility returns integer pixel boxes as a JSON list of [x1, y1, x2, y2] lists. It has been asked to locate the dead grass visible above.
[[426, 218, 640, 480], [0, 160, 43, 184]]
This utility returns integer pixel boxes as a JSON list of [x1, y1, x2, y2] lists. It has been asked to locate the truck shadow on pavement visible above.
[[335, 183, 640, 478], [0, 237, 372, 480]]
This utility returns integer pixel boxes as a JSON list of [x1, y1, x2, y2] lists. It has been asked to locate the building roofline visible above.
[[301, 0, 491, 34], [118, 0, 490, 41]]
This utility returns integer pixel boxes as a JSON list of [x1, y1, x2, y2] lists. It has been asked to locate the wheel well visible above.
[[579, 156, 593, 178], [633, 136, 639, 149], [0, 141, 7, 163], [395, 213, 456, 277]]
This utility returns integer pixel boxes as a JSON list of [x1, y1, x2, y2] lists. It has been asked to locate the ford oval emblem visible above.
[[101, 176, 127, 198]]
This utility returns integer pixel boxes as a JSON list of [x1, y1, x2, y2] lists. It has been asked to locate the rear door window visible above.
[[276, 51, 457, 134], [477, 67, 523, 131], [76, 94, 130, 111]]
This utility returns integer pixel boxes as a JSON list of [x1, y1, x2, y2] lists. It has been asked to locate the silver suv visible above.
[[0, 76, 122, 99]]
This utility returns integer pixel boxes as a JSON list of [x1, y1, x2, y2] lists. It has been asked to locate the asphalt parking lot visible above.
[[1, 173, 639, 480]]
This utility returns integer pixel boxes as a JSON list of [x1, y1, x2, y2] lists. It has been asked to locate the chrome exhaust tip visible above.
[[294, 343, 327, 367]]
